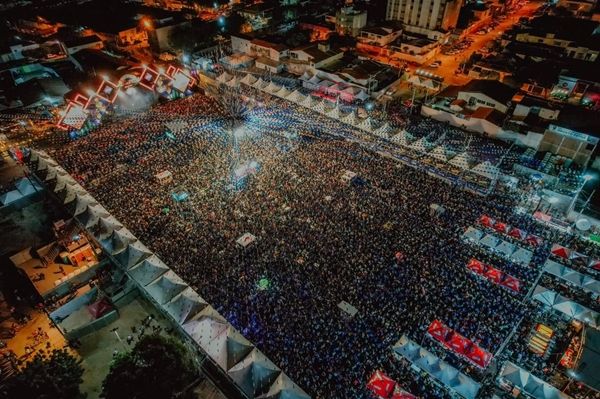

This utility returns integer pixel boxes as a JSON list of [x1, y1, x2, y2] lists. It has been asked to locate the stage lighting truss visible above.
[[57, 102, 89, 130], [96, 79, 119, 103], [171, 68, 195, 93], [139, 65, 160, 90]]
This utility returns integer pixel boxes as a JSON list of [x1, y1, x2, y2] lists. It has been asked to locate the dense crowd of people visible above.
[[42, 87, 598, 398]]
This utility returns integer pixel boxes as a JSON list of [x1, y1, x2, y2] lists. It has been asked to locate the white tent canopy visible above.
[[240, 74, 258, 86], [228, 348, 282, 398], [393, 335, 480, 399], [544, 259, 600, 296], [532, 286, 600, 328], [257, 373, 311, 399], [129, 255, 170, 285], [471, 161, 499, 180], [114, 240, 152, 269], [449, 152, 473, 170], [100, 227, 137, 256], [462, 227, 483, 242], [146, 270, 188, 304], [498, 362, 572, 399], [164, 287, 209, 325]]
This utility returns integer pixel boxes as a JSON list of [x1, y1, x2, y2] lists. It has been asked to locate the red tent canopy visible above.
[[88, 298, 113, 319], [428, 320, 451, 343], [467, 259, 486, 274], [508, 227, 525, 240], [390, 386, 417, 399], [466, 344, 492, 368], [446, 332, 470, 355], [485, 267, 503, 284], [500, 275, 521, 293], [494, 221, 508, 233], [551, 244, 570, 259], [589, 259, 600, 271], [525, 234, 542, 246], [367, 370, 396, 398], [479, 215, 494, 227]]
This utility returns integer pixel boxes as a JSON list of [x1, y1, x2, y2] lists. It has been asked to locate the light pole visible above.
[[566, 174, 593, 216]]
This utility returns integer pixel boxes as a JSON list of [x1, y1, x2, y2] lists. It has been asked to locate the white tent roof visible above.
[[146, 270, 188, 304], [163, 287, 209, 325], [100, 227, 137, 256], [463, 227, 484, 242], [299, 71, 311, 81], [73, 193, 98, 216], [374, 123, 391, 139], [390, 131, 410, 147], [287, 90, 305, 103], [357, 117, 373, 132], [532, 286, 600, 328], [257, 373, 311, 399], [544, 259, 600, 296], [499, 362, 572, 399], [410, 137, 430, 153], [265, 81, 281, 94], [301, 95, 315, 108], [356, 90, 369, 101], [449, 152, 473, 170], [496, 240, 516, 257], [341, 110, 360, 126], [0, 190, 23, 205], [94, 215, 123, 240], [114, 240, 152, 268], [480, 234, 500, 249], [184, 313, 254, 370], [240, 74, 258, 85], [312, 99, 327, 114], [228, 348, 282, 398], [277, 87, 291, 99], [129, 254, 169, 285], [393, 335, 480, 399], [326, 106, 341, 120], [78, 203, 110, 228], [253, 78, 267, 90], [308, 74, 321, 85], [429, 145, 456, 162], [511, 247, 533, 266], [217, 72, 233, 83], [471, 161, 499, 180]]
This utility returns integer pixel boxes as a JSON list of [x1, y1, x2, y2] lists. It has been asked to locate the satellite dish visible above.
[[576, 219, 591, 231]]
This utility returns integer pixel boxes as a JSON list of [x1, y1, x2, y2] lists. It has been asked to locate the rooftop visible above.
[[461, 79, 518, 104], [520, 15, 600, 50]]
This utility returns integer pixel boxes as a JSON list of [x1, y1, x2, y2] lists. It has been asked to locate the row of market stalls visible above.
[[392, 335, 481, 399], [462, 227, 534, 266], [478, 215, 543, 247], [467, 258, 522, 293], [544, 260, 600, 296], [532, 286, 600, 329], [497, 362, 573, 399], [550, 244, 600, 271], [215, 72, 502, 188], [0, 177, 42, 206], [426, 320, 493, 369], [27, 150, 310, 399]]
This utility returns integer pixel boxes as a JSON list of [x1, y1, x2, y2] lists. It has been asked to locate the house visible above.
[[64, 35, 104, 55], [290, 42, 344, 69], [455, 79, 518, 113]]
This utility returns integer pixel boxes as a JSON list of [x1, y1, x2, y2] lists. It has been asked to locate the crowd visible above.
[[44, 86, 597, 398]]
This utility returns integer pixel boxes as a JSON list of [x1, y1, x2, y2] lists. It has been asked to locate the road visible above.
[[386, 1, 541, 101], [427, 1, 541, 86]]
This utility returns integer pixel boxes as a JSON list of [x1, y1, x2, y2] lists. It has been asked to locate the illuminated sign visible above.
[[139, 66, 160, 90], [96, 80, 119, 103]]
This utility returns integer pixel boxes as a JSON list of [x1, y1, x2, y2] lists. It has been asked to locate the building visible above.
[[64, 35, 104, 55], [511, 16, 599, 62], [147, 18, 190, 53], [386, 0, 464, 33], [453, 79, 517, 113], [230, 34, 289, 73], [335, 6, 368, 36], [358, 26, 403, 47], [289, 42, 345, 72]]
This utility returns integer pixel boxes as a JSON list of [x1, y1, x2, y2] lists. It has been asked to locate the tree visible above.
[[100, 334, 196, 399], [3, 348, 85, 399]]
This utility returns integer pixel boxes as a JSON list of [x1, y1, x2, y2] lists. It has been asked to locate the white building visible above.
[[386, 0, 463, 33]]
